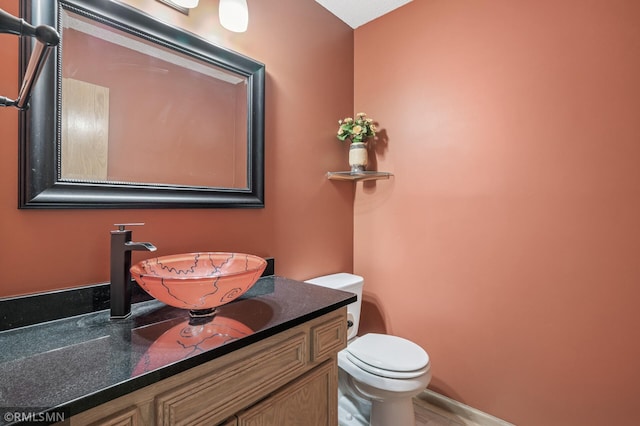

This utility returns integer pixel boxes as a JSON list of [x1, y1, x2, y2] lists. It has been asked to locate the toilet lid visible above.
[[345, 333, 429, 379]]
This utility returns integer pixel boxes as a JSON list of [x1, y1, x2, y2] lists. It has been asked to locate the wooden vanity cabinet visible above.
[[61, 308, 347, 426]]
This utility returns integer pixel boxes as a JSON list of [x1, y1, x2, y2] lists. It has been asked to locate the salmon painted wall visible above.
[[354, 1, 640, 425], [0, 0, 354, 297]]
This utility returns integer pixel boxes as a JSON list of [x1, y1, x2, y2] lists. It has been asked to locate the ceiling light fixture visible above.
[[219, 0, 249, 33], [170, 0, 199, 8]]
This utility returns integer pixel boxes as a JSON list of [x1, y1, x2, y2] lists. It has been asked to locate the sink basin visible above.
[[130, 252, 267, 317]]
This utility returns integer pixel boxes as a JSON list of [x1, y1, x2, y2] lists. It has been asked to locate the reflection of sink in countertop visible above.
[[131, 316, 253, 377], [130, 296, 275, 376]]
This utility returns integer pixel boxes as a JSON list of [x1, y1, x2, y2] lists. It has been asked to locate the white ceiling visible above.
[[314, 0, 413, 29]]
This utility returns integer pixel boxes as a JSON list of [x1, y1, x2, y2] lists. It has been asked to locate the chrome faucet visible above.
[[110, 223, 157, 319]]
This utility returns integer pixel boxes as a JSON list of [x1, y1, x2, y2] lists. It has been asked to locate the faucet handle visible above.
[[114, 222, 145, 231]]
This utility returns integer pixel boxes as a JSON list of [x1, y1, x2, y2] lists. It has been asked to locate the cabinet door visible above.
[[237, 360, 337, 426], [80, 406, 142, 426]]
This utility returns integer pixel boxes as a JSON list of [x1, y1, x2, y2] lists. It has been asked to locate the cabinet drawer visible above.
[[311, 314, 347, 362], [156, 332, 308, 426]]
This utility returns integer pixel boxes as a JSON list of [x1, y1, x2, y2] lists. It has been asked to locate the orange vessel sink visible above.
[[130, 252, 267, 317]]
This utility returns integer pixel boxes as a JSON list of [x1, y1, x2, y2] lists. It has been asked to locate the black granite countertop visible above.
[[0, 276, 355, 425]]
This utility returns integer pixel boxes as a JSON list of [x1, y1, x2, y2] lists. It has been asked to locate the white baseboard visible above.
[[414, 389, 515, 426]]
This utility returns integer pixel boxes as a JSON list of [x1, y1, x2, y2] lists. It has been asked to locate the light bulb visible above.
[[219, 0, 248, 33], [170, 0, 199, 8]]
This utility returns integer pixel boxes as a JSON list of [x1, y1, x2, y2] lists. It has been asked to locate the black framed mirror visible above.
[[19, 0, 265, 209]]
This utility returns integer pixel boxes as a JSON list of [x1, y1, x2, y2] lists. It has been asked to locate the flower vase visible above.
[[349, 142, 368, 173]]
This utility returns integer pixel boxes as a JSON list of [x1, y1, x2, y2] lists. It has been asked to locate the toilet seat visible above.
[[338, 350, 432, 394], [345, 333, 429, 379], [346, 353, 428, 379]]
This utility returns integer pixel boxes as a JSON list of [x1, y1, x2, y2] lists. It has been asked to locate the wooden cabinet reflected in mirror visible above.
[[19, 0, 264, 208], [61, 78, 110, 182]]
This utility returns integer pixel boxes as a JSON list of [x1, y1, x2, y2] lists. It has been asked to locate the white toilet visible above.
[[305, 273, 431, 426]]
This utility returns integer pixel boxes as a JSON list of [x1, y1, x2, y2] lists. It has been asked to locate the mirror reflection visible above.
[[60, 9, 248, 188]]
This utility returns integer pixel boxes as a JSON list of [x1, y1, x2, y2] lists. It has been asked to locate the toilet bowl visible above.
[[305, 273, 431, 426]]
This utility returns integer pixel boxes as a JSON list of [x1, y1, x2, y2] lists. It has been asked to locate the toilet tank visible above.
[[305, 273, 363, 340]]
